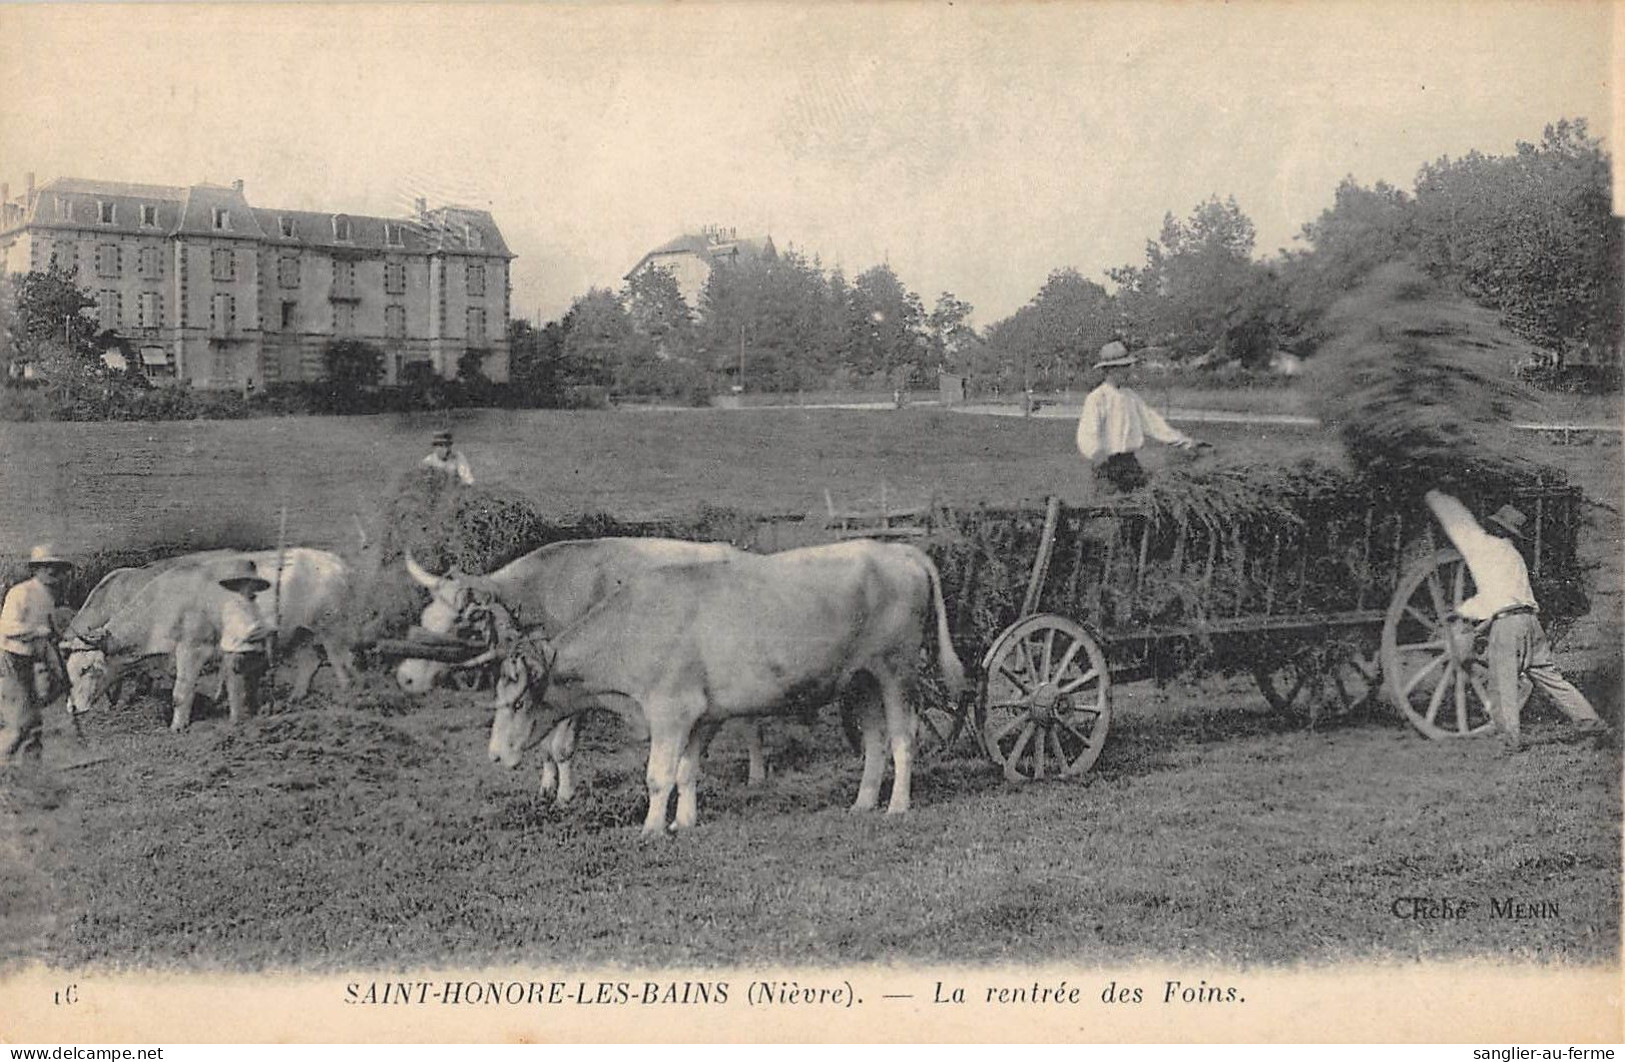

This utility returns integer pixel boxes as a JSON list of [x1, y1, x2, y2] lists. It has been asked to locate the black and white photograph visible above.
[[0, 1, 1618, 1045]]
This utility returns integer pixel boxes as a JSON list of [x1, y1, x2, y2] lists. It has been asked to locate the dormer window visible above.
[[279, 216, 296, 238], [464, 224, 483, 250], [384, 222, 404, 247], [212, 207, 230, 230], [140, 204, 157, 227], [99, 200, 116, 224], [332, 215, 352, 241], [56, 198, 72, 221]]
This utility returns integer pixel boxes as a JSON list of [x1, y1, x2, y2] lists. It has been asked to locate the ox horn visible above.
[[403, 551, 443, 589]]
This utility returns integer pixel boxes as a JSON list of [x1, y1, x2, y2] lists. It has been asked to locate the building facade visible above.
[[624, 225, 775, 309], [0, 175, 513, 388]]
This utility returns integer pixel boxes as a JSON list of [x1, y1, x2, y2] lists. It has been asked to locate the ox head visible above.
[[397, 552, 479, 693], [60, 626, 112, 715], [487, 637, 557, 769]]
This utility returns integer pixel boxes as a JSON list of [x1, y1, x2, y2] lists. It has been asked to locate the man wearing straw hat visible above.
[[217, 558, 277, 724], [422, 428, 475, 485], [1424, 489, 1610, 751], [0, 545, 73, 764], [1076, 341, 1204, 493]]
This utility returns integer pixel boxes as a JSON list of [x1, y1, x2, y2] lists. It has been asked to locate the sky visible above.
[[0, 2, 1614, 328]]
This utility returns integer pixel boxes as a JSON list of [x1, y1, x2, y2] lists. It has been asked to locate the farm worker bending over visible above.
[[1076, 342, 1203, 493], [217, 559, 276, 724], [422, 429, 474, 486], [0, 545, 72, 765], [1424, 489, 1610, 751]]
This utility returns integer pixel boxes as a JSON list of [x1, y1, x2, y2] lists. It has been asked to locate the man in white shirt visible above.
[[1, 545, 72, 764], [422, 429, 475, 486], [217, 558, 276, 724], [1424, 489, 1608, 750], [1076, 342, 1204, 493]]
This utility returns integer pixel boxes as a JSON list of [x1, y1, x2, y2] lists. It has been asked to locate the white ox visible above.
[[62, 551, 237, 705], [399, 538, 755, 803], [488, 539, 966, 834], [63, 548, 359, 729]]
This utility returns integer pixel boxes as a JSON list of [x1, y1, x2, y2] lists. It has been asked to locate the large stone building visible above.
[[0, 174, 513, 388], [623, 225, 775, 309]]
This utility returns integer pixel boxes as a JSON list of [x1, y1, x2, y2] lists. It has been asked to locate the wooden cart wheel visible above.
[[975, 613, 1111, 781], [1253, 640, 1380, 722], [1381, 549, 1530, 740]]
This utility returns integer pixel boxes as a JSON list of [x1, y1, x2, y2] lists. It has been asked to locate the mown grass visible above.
[[7, 673, 1617, 971]]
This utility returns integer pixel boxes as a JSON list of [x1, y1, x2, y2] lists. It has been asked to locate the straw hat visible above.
[[27, 543, 72, 568], [1094, 341, 1137, 369], [217, 558, 272, 593], [1487, 505, 1527, 538], [432, 429, 453, 445]]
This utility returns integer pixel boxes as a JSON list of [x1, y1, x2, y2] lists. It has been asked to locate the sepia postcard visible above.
[[0, 1, 1618, 1045]]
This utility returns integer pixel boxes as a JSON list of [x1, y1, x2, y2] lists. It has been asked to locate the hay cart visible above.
[[913, 481, 1587, 781]]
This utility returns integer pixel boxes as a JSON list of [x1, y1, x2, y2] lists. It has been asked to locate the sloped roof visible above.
[[625, 232, 775, 279], [1, 177, 513, 258], [12, 177, 187, 237]]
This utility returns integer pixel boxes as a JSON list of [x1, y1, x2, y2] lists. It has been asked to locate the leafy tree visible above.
[[507, 317, 566, 406], [1110, 195, 1280, 365], [623, 265, 694, 360], [3, 265, 104, 390], [1410, 119, 1619, 369], [845, 264, 926, 385], [558, 287, 635, 389], [984, 269, 1115, 391]]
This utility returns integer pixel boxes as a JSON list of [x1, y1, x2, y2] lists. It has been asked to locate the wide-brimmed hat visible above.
[[217, 558, 272, 592], [27, 543, 72, 568], [1094, 341, 1137, 369], [432, 429, 453, 445], [1487, 505, 1528, 538]]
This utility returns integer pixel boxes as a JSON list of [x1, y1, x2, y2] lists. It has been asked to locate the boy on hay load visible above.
[[0, 545, 72, 765], [1075, 341, 1207, 493], [422, 428, 475, 486], [217, 558, 277, 724], [1424, 490, 1611, 751]]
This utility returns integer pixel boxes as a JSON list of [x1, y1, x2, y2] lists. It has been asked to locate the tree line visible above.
[[3, 117, 1616, 419], [512, 117, 1615, 403]]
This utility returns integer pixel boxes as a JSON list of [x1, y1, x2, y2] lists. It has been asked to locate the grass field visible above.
[[0, 406, 1619, 971]]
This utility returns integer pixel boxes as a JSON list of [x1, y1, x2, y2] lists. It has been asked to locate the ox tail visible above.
[[917, 551, 966, 696]]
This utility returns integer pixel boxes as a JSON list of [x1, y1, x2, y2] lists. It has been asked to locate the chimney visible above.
[[2, 184, 9, 205], [25, 172, 34, 197], [414, 196, 427, 217], [232, 178, 244, 194]]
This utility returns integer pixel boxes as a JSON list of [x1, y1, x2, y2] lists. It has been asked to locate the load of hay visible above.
[[1305, 261, 1562, 500]]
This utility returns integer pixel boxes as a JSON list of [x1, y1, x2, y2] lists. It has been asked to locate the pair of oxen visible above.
[[60, 536, 964, 833]]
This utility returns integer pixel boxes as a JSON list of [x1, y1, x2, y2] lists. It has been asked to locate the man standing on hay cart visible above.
[[1424, 489, 1611, 752], [1076, 341, 1207, 493]]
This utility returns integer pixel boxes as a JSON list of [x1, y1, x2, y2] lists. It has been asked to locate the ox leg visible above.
[[544, 717, 579, 805], [322, 637, 360, 690], [289, 642, 322, 699], [881, 678, 917, 816], [743, 719, 766, 787], [643, 719, 685, 836], [170, 644, 212, 732], [852, 689, 887, 812], [675, 720, 721, 831]]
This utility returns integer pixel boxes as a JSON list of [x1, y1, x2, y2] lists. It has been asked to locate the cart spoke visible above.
[[1003, 722, 1037, 780], [1051, 638, 1083, 683], [1454, 669, 1469, 733], [1057, 718, 1097, 749], [985, 712, 1028, 748], [1057, 668, 1101, 695], [1040, 629, 1056, 679], [1424, 662, 1451, 723], [1033, 723, 1047, 778], [1425, 571, 1447, 618], [996, 665, 1034, 695], [1401, 652, 1450, 698], [1402, 605, 1438, 630], [1395, 637, 1447, 654]]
